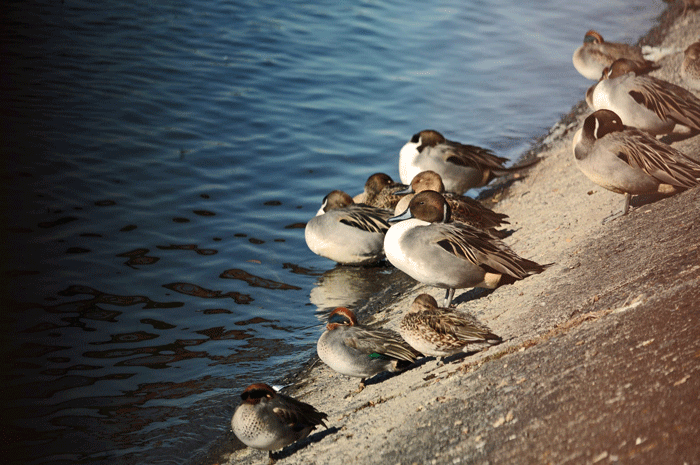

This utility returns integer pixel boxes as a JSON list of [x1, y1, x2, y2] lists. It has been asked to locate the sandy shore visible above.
[[215, 4, 700, 464]]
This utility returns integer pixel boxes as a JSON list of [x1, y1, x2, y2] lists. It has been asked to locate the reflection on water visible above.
[[53, 285, 182, 311], [164, 282, 254, 304], [220, 269, 302, 290], [117, 248, 161, 267], [2, 282, 299, 464], [158, 244, 218, 255], [311, 264, 420, 327], [310, 264, 406, 315]]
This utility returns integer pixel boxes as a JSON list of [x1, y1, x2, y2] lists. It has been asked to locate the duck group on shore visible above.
[[231, 28, 700, 461]]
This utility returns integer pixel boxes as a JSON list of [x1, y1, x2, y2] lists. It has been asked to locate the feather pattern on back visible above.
[[338, 205, 392, 234]]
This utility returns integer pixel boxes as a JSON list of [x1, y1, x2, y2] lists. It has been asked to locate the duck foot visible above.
[[442, 288, 455, 308], [344, 379, 366, 398], [602, 194, 631, 224]]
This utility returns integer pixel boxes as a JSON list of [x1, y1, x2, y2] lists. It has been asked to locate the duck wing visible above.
[[339, 205, 391, 233], [435, 140, 508, 171], [612, 129, 700, 188], [273, 395, 328, 429], [435, 223, 545, 279], [629, 77, 700, 131], [343, 327, 419, 362], [423, 309, 501, 343]]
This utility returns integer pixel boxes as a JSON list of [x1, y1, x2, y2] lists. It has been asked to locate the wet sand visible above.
[[214, 4, 700, 464]]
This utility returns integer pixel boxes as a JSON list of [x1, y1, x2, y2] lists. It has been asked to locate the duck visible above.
[[572, 109, 700, 223], [400, 293, 502, 359], [384, 191, 546, 308], [231, 383, 327, 457], [398, 129, 538, 195], [393, 170, 509, 231], [681, 41, 700, 91], [316, 307, 421, 391], [352, 172, 407, 210], [305, 190, 392, 265], [586, 58, 700, 136], [572, 29, 655, 80]]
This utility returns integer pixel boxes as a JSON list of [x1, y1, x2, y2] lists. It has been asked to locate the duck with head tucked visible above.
[[353, 172, 407, 210], [305, 190, 392, 265], [231, 383, 327, 459], [399, 130, 538, 195], [317, 307, 421, 392], [400, 293, 502, 361], [586, 58, 700, 136], [573, 29, 655, 80], [573, 109, 700, 223], [393, 170, 509, 233], [385, 191, 546, 308]]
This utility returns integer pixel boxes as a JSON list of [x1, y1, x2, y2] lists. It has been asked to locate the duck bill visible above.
[[394, 186, 414, 195], [388, 208, 413, 223]]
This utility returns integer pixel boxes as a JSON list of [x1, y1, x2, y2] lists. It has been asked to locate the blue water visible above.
[[0, 0, 663, 463]]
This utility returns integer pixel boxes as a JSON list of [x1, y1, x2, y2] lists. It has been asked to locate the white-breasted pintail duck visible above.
[[573, 109, 700, 222], [384, 191, 546, 307], [305, 190, 392, 265]]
